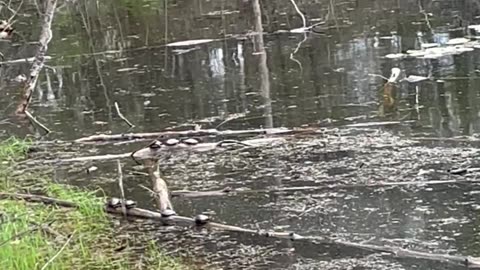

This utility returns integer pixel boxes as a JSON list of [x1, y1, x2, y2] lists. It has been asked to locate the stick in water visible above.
[[25, 110, 51, 134], [114, 102, 135, 128], [117, 160, 127, 217]]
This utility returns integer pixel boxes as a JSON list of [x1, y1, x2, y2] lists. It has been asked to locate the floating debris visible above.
[[384, 53, 407, 59], [446, 37, 470, 46], [116, 67, 137, 73], [166, 39, 215, 47], [344, 121, 401, 128], [421, 43, 439, 49], [385, 38, 479, 59]]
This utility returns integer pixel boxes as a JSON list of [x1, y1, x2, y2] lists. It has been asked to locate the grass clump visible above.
[[0, 137, 189, 269]]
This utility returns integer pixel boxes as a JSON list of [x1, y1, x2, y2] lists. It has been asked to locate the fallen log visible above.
[[38, 137, 285, 164], [0, 191, 299, 240], [73, 128, 309, 143], [2, 191, 480, 268]]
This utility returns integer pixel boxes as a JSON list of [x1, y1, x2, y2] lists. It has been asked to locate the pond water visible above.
[[3, 0, 480, 269]]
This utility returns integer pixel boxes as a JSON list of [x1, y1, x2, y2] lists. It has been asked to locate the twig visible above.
[[40, 230, 76, 270], [114, 102, 135, 128], [138, 184, 156, 197], [289, 33, 308, 72], [7, 0, 22, 23], [25, 110, 51, 134], [117, 160, 127, 217], [0, 192, 77, 207], [418, 0, 433, 33], [368, 73, 389, 81]]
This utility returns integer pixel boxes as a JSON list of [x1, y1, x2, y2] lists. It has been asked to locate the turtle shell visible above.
[[164, 138, 180, 146], [149, 141, 162, 149], [125, 200, 137, 209], [161, 209, 177, 218], [107, 198, 121, 208], [181, 138, 200, 145], [194, 214, 210, 225]]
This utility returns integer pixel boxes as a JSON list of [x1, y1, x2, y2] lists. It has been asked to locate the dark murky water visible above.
[[3, 0, 480, 269]]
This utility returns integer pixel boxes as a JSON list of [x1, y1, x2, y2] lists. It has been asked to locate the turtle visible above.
[[181, 137, 201, 145], [107, 198, 121, 208], [161, 209, 177, 218], [194, 214, 210, 225], [124, 200, 137, 209], [148, 140, 162, 149], [107, 198, 137, 209], [163, 138, 180, 146]]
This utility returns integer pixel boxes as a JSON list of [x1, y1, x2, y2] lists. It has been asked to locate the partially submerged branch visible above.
[[16, 0, 57, 115], [25, 110, 51, 134], [114, 102, 135, 128]]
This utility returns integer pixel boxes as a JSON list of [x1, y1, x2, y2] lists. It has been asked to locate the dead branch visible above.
[[171, 187, 232, 198], [117, 160, 127, 217], [114, 102, 135, 128], [16, 0, 57, 115], [40, 230, 75, 270], [289, 0, 306, 28], [74, 128, 301, 143], [0, 56, 52, 65], [25, 110, 51, 134], [0, 192, 77, 207]]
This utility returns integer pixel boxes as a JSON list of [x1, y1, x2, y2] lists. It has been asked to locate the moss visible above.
[[0, 137, 188, 269]]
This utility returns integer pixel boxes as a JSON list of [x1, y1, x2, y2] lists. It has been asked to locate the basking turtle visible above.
[[194, 214, 210, 225], [181, 137, 201, 145], [148, 140, 162, 149], [107, 198, 137, 209], [163, 138, 180, 146], [161, 209, 177, 218]]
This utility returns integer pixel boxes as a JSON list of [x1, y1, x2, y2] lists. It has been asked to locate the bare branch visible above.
[[116, 160, 127, 217], [114, 102, 135, 128], [25, 110, 51, 134], [40, 230, 76, 270]]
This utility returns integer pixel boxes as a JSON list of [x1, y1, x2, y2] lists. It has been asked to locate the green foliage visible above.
[[0, 137, 31, 162]]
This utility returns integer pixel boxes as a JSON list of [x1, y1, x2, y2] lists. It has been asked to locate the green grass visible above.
[[0, 137, 190, 269]]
